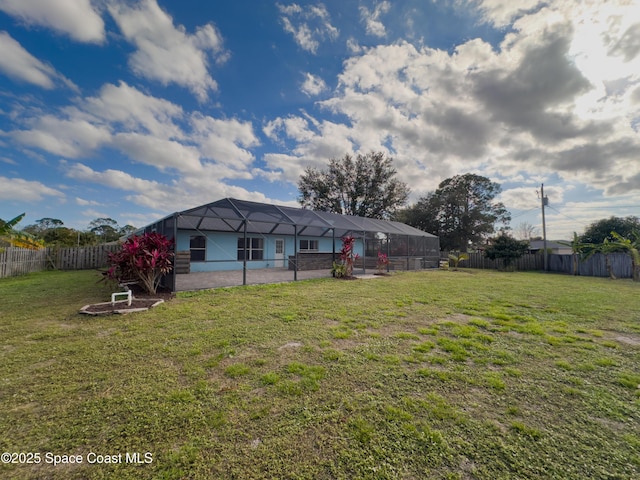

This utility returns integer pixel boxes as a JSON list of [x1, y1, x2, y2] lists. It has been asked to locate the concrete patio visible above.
[[174, 267, 382, 291], [175, 267, 331, 291]]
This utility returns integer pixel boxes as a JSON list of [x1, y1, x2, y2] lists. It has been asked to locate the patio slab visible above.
[[175, 268, 331, 291], [174, 268, 382, 291]]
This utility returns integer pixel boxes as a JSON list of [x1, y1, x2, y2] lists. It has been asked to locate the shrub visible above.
[[376, 251, 389, 273], [484, 234, 528, 270], [105, 232, 174, 294], [331, 236, 361, 278]]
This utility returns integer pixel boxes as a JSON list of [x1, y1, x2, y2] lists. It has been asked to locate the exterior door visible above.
[[274, 238, 285, 267]]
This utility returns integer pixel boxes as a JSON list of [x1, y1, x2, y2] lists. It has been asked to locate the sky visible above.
[[0, 0, 639, 240]]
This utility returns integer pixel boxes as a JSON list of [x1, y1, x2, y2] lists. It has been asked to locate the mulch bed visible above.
[[81, 298, 164, 314], [80, 283, 175, 315]]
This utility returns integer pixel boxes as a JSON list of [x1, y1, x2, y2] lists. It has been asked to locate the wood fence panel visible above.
[[0, 248, 48, 278], [52, 245, 119, 270], [445, 251, 633, 279], [0, 245, 121, 278]]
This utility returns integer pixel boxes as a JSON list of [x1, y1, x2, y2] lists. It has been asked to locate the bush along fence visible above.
[[0, 245, 121, 279], [444, 252, 634, 279]]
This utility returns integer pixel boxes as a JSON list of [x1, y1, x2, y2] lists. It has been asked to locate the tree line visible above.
[[299, 152, 510, 252], [298, 152, 640, 279], [0, 215, 136, 248]]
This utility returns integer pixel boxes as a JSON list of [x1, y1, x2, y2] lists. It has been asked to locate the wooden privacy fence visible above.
[[447, 252, 544, 271], [547, 253, 632, 278], [446, 252, 634, 278], [0, 245, 120, 278], [0, 248, 48, 278]]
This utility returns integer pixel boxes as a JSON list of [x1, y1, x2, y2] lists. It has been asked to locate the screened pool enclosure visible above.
[[140, 198, 440, 291]]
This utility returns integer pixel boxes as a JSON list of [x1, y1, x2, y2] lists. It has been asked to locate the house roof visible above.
[[529, 240, 570, 250], [156, 198, 436, 238]]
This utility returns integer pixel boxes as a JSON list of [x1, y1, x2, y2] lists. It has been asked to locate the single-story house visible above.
[[528, 240, 573, 255], [138, 198, 440, 291]]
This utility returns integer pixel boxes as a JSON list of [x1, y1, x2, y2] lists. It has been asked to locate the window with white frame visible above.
[[237, 237, 264, 260]]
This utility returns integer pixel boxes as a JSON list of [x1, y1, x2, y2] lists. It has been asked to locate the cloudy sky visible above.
[[1, 0, 639, 239]]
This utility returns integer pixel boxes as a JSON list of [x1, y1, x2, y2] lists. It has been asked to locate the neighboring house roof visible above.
[[529, 240, 572, 251], [143, 198, 437, 239]]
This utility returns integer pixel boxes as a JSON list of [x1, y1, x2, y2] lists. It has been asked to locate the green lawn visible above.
[[0, 269, 639, 479]]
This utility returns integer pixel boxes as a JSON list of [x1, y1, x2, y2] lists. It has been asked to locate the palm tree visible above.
[[581, 239, 618, 280], [448, 252, 469, 270], [610, 231, 640, 282], [0, 213, 44, 250]]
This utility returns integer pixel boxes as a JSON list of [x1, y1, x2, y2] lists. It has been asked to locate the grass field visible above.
[[0, 269, 639, 479]]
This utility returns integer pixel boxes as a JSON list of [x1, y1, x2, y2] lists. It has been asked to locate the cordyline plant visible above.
[[376, 251, 389, 273], [105, 232, 174, 295], [338, 235, 360, 278]]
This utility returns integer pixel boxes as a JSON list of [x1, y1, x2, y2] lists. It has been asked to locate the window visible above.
[[299, 239, 319, 251], [190, 235, 206, 261], [237, 237, 264, 260]]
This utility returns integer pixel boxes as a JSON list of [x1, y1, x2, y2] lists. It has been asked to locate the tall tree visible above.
[[399, 173, 510, 251], [35, 218, 64, 232], [88, 217, 121, 243], [119, 224, 138, 237], [514, 221, 539, 240], [298, 152, 410, 219], [579, 216, 640, 245]]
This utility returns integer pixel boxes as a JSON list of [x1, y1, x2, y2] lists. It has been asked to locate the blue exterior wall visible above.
[[177, 230, 352, 272]]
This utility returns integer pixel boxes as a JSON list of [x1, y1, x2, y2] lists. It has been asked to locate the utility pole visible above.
[[540, 184, 548, 271]]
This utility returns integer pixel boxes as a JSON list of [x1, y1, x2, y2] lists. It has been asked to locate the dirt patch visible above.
[[278, 342, 303, 350], [615, 335, 640, 346], [442, 313, 475, 323]]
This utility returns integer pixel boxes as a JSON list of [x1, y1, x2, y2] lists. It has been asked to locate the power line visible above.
[[510, 207, 539, 219], [546, 205, 590, 226], [563, 205, 640, 209]]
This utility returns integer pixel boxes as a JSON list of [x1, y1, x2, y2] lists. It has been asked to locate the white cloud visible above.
[[346, 37, 362, 54], [75, 197, 102, 206], [0, 0, 105, 43], [12, 115, 111, 158], [464, 0, 545, 28], [112, 133, 202, 173], [81, 81, 184, 139], [0, 32, 77, 90], [360, 1, 391, 38], [261, 2, 640, 199], [8, 83, 262, 182], [108, 0, 227, 101], [65, 162, 272, 213], [0, 175, 65, 201], [66, 163, 166, 198], [263, 115, 354, 182], [300, 72, 327, 96], [277, 3, 339, 54], [190, 113, 259, 167], [500, 186, 564, 211]]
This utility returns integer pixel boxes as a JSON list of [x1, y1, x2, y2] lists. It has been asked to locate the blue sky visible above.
[[1, 0, 639, 240]]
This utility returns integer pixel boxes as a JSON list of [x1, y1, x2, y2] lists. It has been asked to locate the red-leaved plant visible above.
[[105, 232, 174, 295], [376, 251, 389, 273], [339, 235, 360, 277]]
